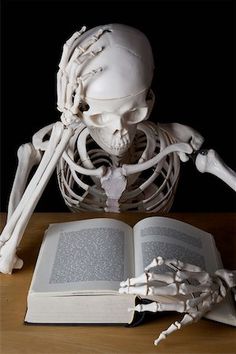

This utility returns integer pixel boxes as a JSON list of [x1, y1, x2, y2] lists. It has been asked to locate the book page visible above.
[[31, 218, 134, 295], [133, 217, 220, 276], [133, 216, 236, 327]]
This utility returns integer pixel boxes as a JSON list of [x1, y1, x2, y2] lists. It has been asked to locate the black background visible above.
[[1, 0, 235, 212]]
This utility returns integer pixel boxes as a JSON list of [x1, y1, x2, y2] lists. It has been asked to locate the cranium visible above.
[[58, 23, 155, 156]]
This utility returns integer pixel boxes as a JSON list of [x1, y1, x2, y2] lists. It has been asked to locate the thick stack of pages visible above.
[[25, 217, 236, 326]]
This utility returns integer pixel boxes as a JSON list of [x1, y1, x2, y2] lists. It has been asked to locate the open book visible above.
[[25, 217, 236, 326]]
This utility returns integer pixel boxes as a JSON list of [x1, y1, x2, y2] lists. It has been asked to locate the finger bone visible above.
[[120, 272, 148, 287], [145, 256, 164, 271]]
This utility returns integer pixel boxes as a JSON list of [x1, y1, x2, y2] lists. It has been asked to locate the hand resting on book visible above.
[[119, 256, 236, 346]]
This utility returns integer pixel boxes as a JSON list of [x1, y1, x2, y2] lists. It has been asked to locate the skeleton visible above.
[[119, 257, 236, 345], [0, 23, 236, 341]]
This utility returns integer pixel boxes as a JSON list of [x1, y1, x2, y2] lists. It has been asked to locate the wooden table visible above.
[[1, 212, 236, 354]]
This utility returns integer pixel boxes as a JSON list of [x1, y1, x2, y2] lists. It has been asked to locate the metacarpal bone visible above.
[[129, 300, 186, 313], [119, 285, 148, 296], [120, 272, 148, 287], [120, 272, 176, 287], [120, 283, 179, 296], [175, 270, 211, 283], [145, 257, 203, 273]]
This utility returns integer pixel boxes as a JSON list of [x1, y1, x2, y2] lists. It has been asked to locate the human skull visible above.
[[57, 23, 155, 156]]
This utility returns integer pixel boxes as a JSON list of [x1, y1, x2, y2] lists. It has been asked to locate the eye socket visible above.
[[83, 108, 149, 127], [125, 107, 148, 124], [83, 113, 110, 127]]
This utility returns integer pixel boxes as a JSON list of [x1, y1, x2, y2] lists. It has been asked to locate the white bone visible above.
[[120, 272, 148, 287], [195, 149, 236, 191], [1, 123, 64, 246], [119, 257, 236, 345], [160, 123, 204, 150], [58, 26, 86, 71], [0, 123, 73, 274], [145, 256, 203, 272], [57, 26, 106, 124], [101, 167, 127, 212], [119, 285, 148, 296], [122, 143, 192, 175], [136, 123, 157, 163], [32, 123, 55, 151], [129, 300, 186, 314], [159, 122, 203, 163], [56, 120, 182, 213], [154, 314, 195, 345], [62, 150, 105, 176], [121, 272, 175, 287], [77, 127, 97, 169], [7, 143, 41, 220]]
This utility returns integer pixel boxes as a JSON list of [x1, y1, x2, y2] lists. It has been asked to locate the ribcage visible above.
[[57, 122, 180, 212]]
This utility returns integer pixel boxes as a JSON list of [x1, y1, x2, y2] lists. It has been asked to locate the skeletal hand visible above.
[[119, 256, 236, 345], [57, 26, 105, 125]]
